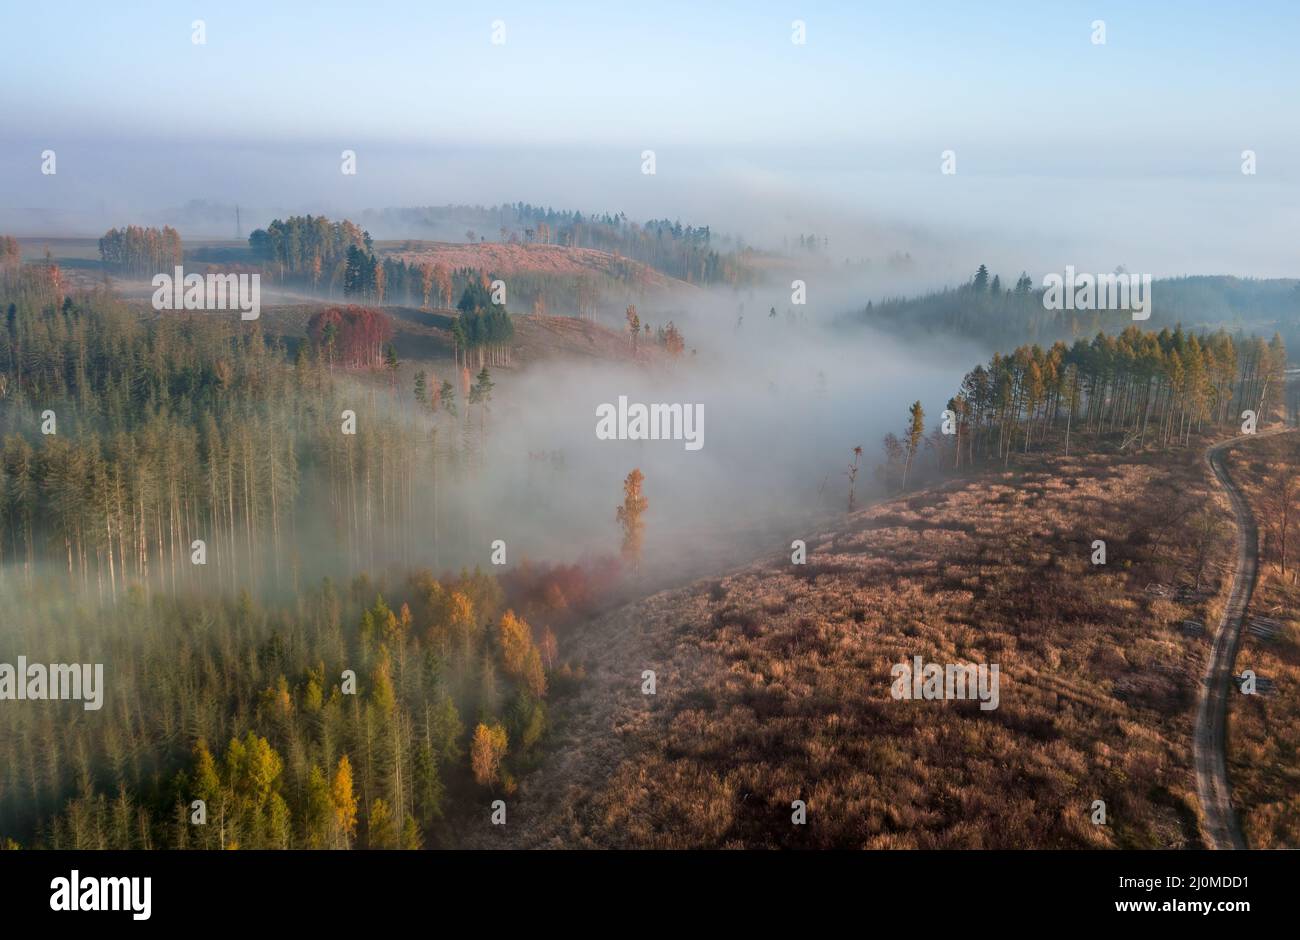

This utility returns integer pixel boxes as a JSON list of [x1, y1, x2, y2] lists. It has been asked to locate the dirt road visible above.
[[1195, 429, 1292, 849]]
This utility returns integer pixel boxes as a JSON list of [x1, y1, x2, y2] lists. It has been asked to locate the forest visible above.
[[4, 225, 1295, 853], [0, 245, 623, 849], [0, 254, 510, 600], [878, 325, 1288, 489], [0, 562, 592, 849], [97, 226, 184, 277], [860, 266, 1300, 353]]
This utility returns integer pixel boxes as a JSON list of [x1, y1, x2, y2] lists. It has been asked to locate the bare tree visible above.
[[1263, 448, 1299, 580], [846, 446, 862, 512]]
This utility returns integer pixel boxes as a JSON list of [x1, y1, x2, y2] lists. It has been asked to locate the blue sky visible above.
[[2, 1, 1297, 277], [4, 0, 1296, 151]]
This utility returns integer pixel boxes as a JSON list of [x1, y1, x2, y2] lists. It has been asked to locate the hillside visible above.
[[466, 445, 1245, 849], [382, 241, 695, 295], [251, 303, 663, 367], [856, 274, 1300, 356]]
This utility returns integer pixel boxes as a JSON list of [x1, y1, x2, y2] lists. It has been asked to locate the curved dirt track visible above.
[[1196, 429, 1292, 850]]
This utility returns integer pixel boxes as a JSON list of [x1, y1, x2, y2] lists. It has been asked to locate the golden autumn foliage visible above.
[[498, 609, 547, 697], [257, 674, 294, 720], [470, 722, 508, 788], [449, 590, 476, 649], [331, 754, 358, 845]]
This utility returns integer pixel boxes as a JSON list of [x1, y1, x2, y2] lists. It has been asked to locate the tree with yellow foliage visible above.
[[367, 798, 398, 849], [448, 590, 476, 657], [470, 722, 508, 788], [498, 609, 547, 697], [331, 754, 358, 848], [222, 731, 286, 849]]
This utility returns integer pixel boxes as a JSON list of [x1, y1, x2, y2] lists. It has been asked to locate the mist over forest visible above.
[[0, 3, 1298, 885]]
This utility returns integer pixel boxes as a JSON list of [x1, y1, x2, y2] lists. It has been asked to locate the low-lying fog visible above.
[[421, 297, 978, 584], [5, 137, 1299, 285]]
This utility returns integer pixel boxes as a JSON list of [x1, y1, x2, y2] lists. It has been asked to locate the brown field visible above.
[[382, 240, 692, 294], [18, 236, 697, 308], [468, 444, 1253, 848], [1222, 432, 1300, 848]]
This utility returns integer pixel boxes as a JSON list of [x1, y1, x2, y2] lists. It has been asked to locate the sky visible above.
[[2, 0, 1298, 277]]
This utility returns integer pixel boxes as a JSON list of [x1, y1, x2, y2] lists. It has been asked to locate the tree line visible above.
[[98, 226, 183, 277], [248, 215, 370, 284], [862, 266, 1300, 354], [359, 203, 757, 287], [877, 326, 1288, 488], [0, 260, 502, 599]]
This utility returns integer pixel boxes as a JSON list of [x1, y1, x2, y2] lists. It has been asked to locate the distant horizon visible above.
[[4, 1, 1300, 278]]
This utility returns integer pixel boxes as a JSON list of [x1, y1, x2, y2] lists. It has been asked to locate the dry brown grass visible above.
[[482, 446, 1243, 848], [1222, 433, 1300, 848], [383, 241, 689, 293]]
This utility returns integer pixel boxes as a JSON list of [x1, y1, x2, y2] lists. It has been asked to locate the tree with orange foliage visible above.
[[470, 722, 508, 788], [616, 469, 649, 570], [660, 321, 685, 356]]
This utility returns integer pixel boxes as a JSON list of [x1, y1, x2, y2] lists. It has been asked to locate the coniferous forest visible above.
[[944, 328, 1287, 465], [0, 256, 581, 849]]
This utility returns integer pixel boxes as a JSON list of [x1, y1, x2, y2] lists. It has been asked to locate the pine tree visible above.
[[304, 764, 332, 848], [902, 401, 925, 492]]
